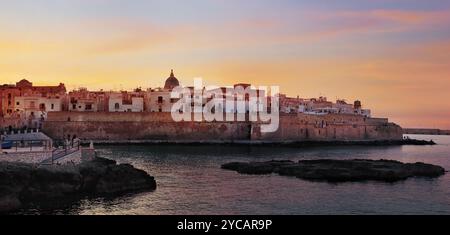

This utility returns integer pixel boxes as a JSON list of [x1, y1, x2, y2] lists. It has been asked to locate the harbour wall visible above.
[[403, 128, 450, 135], [252, 114, 402, 142], [42, 112, 403, 143], [0, 148, 96, 165], [0, 151, 52, 164]]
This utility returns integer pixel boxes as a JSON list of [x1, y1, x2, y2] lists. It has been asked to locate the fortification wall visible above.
[[403, 128, 450, 135], [42, 112, 402, 143], [44, 112, 251, 142], [46, 111, 176, 123], [251, 114, 401, 142]]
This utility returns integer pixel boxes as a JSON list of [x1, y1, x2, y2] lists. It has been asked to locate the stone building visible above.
[[2, 72, 375, 131], [15, 79, 66, 97], [280, 95, 303, 113], [14, 96, 63, 128], [148, 88, 175, 112], [278, 95, 373, 117], [69, 88, 110, 112], [1, 79, 67, 129], [0, 85, 21, 117], [147, 70, 181, 112]]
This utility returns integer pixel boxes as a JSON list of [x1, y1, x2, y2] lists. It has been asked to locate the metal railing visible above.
[[1, 140, 51, 153], [40, 141, 81, 165]]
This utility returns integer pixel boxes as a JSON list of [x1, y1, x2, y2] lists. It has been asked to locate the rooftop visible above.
[[3, 132, 52, 142]]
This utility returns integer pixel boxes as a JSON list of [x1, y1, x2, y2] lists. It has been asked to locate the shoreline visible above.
[[0, 157, 157, 213], [77, 139, 436, 147]]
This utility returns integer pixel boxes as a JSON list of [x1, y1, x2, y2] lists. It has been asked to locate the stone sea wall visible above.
[[0, 151, 52, 164], [0, 148, 95, 165], [0, 150, 83, 165], [42, 112, 403, 143], [404, 128, 450, 135], [252, 113, 403, 142]]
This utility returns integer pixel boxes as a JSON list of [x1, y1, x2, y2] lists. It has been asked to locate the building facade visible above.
[[2, 71, 374, 130], [108, 92, 144, 112], [1, 79, 67, 129]]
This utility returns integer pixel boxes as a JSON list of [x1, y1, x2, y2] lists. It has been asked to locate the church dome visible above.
[[164, 69, 180, 90]]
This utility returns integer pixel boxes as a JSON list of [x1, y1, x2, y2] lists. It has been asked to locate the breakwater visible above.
[[404, 128, 450, 135]]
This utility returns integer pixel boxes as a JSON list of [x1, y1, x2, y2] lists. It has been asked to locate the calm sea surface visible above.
[[24, 135, 450, 215]]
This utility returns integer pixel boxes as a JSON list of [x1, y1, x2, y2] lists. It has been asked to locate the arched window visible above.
[[114, 103, 120, 110]]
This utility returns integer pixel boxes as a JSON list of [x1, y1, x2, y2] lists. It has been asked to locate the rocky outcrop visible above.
[[0, 157, 156, 213], [222, 159, 445, 182]]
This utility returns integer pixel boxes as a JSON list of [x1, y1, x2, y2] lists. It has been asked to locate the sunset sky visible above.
[[1, 0, 450, 128]]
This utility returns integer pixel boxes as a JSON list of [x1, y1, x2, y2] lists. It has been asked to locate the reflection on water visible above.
[[21, 135, 450, 215]]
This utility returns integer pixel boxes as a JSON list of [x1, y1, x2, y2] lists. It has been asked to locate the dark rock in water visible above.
[[222, 159, 445, 182], [278, 139, 436, 147], [79, 159, 156, 195], [222, 160, 295, 175], [0, 157, 156, 213]]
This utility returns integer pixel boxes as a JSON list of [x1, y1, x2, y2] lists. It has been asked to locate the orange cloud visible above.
[[1, 9, 450, 128], [73, 19, 180, 55]]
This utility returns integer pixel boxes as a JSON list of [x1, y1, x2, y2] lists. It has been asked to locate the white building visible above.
[[108, 93, 144, 112], [68, 88, 110, 112], [69, 98, 99, 112], [147, 70, 181, 112], [14, 96, 63, 128], [147, 88, 175, 112], [15, 96, 63, 114]]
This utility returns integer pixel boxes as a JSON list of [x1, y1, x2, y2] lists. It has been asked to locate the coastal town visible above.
[[1, 70, 372, 131], [0, 72, 440, 214], [2, 0, 450, 220]]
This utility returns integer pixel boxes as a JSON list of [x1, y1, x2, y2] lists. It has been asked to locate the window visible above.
[[16, 102, 20, 106], [51, 104, 55, 110], [39, 103, 46, 111], [115, 103, 120, 110], [158, 96, 163, 104], [159, 107, 162, 112], [72, 104, 76, 110], [85, 104, 92, 110]]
